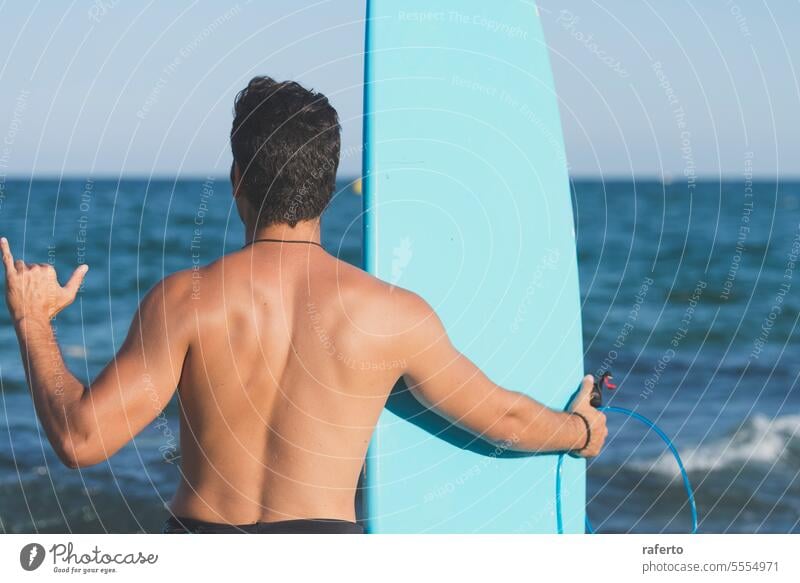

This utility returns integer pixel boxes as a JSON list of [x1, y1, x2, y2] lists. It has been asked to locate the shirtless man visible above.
[[2, 76, 607, 534]]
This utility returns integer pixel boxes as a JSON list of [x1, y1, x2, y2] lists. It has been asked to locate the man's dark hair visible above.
[[231, 76, 341, 228]]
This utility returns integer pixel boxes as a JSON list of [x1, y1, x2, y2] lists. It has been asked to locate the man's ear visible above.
[[230, 162, 242, 198]]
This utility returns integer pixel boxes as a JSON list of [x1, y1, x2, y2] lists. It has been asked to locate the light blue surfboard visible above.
[[362, 0, 585, 533]]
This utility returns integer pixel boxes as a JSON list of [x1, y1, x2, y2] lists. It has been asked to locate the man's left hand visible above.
[[1, 237, 89, 326]]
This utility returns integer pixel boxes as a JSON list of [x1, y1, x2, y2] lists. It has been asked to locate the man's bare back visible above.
[[1, 76, 606, 532], [169, 237, 416, 524]]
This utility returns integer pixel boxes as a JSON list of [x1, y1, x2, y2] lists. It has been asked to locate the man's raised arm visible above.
[[1, 237, 191, 468], [394, 290, 607, 456]]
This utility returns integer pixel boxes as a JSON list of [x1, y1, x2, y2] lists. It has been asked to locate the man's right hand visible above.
[[569, 375, 608, 458]]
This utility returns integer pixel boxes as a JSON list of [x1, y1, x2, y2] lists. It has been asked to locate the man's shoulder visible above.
[[140, 268, 195, 315], [336, 265, 436, 335]]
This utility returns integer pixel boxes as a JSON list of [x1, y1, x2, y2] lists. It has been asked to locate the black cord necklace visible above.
[[244, 238, 323, 249]]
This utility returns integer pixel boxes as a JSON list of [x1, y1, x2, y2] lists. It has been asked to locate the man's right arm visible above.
[[394, 291, 607, 456]]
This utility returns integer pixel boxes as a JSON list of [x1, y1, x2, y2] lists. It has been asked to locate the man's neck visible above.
[[245, 220, 322, 247]]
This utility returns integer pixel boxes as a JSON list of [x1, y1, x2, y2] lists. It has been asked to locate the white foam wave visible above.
[[637, 414, 800, 476]]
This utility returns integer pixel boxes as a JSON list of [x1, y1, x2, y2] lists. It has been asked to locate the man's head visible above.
[[230, 76, 341, 229]]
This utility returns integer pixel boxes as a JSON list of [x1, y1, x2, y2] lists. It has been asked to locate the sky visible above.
[[0, 0, 798, 179]]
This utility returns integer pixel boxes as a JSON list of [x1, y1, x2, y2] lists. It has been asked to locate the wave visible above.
[[640, 414, 800, 476]]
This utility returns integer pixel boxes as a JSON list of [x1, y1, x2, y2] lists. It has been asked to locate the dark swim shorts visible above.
[[162, 515, 363, 534]]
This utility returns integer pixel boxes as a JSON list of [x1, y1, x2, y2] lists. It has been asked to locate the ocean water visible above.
[[0, 177, 798, 533]]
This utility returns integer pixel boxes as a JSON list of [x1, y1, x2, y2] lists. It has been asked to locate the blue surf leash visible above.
[[555, 373, 698, 534]]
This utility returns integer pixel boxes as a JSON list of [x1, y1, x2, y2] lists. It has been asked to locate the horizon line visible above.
[[3, 173, 799, 182]]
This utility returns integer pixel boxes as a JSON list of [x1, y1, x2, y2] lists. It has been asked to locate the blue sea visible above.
[[0, 178, 798, 533]]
